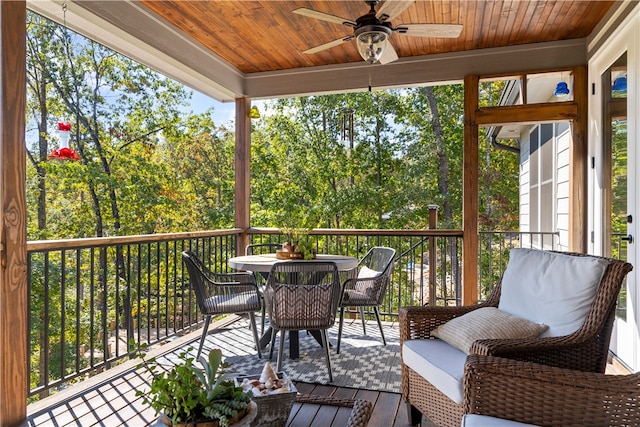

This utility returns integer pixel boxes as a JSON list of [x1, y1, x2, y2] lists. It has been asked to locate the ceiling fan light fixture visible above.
[[355, 25, 391, 64]]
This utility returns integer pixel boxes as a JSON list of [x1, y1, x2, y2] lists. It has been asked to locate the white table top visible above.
[[228, 253, 358, 273]]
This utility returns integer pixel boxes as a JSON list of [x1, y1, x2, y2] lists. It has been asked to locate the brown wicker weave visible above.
[[464, 354, 640, 427], [182, 251, 263, 360], [295, 394, 373, 427], [399, 251, 632, 427], [337, 246, 396, 354], [265, 261, 341, 381]]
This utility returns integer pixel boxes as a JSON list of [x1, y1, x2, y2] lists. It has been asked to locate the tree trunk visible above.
[[424, 87, 461, 302]]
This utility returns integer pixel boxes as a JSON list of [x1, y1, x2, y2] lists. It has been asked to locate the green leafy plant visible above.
[[280, 227, 315, 259], [135, 346, 252, 426]]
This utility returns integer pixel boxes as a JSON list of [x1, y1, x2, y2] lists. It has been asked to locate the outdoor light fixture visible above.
[[354, 25, 392, 64], [554, 81, 570, 97], [612, 75, 627, 93], [249, 105, 261, 119]]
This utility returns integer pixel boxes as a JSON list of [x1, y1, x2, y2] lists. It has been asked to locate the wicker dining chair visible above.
[[400, 250, 633, 427], [182, 250, 262, 360], [463, 354, 640, 427], [245, 243, 283, 334], [336, 246, 396, 354], [245, 243, 283, 256], [264, 261, 341, 381]]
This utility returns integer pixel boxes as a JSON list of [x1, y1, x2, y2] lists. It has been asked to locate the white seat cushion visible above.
[[402, 339, 468, 404], [461, 414, 538, 427], [498, 248, 610, 337]]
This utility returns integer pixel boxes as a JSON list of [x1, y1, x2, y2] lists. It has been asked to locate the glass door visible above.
[[604, 53, 634, 370]]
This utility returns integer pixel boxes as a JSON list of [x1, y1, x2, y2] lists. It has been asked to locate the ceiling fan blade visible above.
[[395, 24, 463, 38], [302, 37, 352, 55], [376, 0, 415, 22], [379, 42, 399, 64], [293, 8, 356, 26]]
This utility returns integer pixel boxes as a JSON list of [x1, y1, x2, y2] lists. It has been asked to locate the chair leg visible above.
[[337, 307, 345, 354], [269, 328, 277, 360], [260, 301, 266, 335], [359, 307, 367, 335], [277, 330, 286, 372], [248, 312, 262, 359], [320, 329, 333, 382], [197, 315, 212, 360], [373, 306, 386, 346], [407, 402, 422, 426]]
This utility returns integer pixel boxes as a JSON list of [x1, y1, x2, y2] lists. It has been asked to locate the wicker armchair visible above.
[[463, 354, 640, 427], [182, 250, 262, 360], [400, 250, 632, 427], [336, 246, 396, 354], [265, 261, 341, 381], [245, 243, 283, 333]]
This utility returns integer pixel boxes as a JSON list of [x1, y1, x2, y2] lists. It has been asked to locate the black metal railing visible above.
[[27, 227, 564, 398], [27, 230, 239, 399], [247, 228, 465, 313]]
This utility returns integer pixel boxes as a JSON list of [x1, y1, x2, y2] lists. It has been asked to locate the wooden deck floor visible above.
[[25, 317, 413, 427]]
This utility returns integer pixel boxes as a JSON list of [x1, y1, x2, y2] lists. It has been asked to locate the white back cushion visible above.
[[358, 265, 380, 278], [498, 248, 609, 337]]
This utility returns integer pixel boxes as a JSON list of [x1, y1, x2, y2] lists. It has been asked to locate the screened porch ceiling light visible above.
[[249, 105, 261, 119], [354, 25, 392, 64]]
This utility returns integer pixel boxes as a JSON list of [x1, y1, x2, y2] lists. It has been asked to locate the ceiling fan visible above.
[[293, 0, 463, 65]]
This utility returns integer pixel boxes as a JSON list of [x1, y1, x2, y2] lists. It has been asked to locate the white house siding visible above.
[[518, 122, 571, 250], [555, 125, 571, 251], [519, 138, 531, 247]]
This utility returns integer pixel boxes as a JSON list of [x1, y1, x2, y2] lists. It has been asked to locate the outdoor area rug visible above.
[[201, 317, 401, 393]]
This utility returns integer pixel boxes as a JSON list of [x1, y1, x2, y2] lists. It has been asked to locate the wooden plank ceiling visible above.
[[139, 0, 614, 74]]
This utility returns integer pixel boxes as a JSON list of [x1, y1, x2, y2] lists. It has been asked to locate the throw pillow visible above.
[[431, 307, 548, 354], [498, 248, 610, 337], [358, 266, 380, 279]]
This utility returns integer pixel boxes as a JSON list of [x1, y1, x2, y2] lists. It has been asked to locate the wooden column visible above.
[[570, 65, 588, 252], [463, 75, 479, 305], [0, 1, 28, 425], [235, 98, 251, 255]]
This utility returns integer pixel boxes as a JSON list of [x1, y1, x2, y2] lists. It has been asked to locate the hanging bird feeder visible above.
[[49, 121, 79, 160]]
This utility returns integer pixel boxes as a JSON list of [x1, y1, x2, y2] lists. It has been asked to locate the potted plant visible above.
[[136, 347, 255, 427]]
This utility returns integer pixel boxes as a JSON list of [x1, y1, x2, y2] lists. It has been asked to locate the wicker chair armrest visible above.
[[469, 334, 604, 371], [209, 271, 256, 283], [201, 271, 260, 294], [342, 275, 383, 290], [469, 334, 571, 356], [399, 305, 484, 343], [463, 355, 640, 426], [295, 394, 373, 427]]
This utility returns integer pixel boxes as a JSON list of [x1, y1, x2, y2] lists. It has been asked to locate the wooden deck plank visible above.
[[393, 398, 412, 427], [288, 401, 321, 426], [25, 318, 408, 427], [368, 392, 403, 427], [306, 384, 341, 427]]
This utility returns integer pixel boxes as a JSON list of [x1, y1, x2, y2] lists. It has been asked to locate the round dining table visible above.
[[228, 253, 359, 273], [228, 253, 359, 358]]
